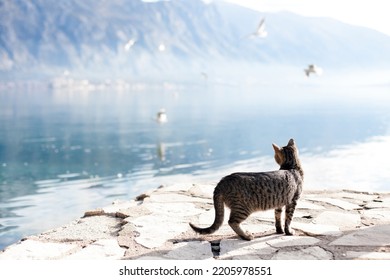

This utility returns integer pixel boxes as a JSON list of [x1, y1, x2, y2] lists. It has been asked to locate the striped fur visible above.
[[189, 138, 304, 240]]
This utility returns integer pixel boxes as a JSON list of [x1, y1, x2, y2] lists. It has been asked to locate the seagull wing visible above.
[[256, 18, 266, 34]]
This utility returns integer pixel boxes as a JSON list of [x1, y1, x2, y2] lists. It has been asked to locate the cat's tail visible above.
[[189, 192, 224, 235]]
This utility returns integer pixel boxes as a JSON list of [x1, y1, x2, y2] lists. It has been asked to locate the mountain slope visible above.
[[1, 0, 390, 81]]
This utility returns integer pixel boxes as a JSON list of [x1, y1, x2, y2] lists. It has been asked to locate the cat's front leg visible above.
[[284, 201, 297, 235]]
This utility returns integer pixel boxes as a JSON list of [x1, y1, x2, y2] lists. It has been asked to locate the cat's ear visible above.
[[288, 139, 295, 146], [272, 143, 281, 153], [273, 143, 284, 165]]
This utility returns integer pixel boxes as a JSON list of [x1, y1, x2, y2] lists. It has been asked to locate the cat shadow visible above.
[[215, 232, 284, 255]]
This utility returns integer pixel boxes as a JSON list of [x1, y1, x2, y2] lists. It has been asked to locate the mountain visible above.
[[1, 0, 390, 82]]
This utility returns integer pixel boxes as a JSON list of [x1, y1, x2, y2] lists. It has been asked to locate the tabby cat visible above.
[[189, 139, 304, 241]]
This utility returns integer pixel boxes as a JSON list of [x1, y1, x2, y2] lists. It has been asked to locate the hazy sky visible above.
[[226, 0, 390, 36]]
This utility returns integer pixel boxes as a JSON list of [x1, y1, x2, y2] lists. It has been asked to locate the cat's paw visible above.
[[241, 232, 254, 241], [284, 228, 295, 236], [276, 227, 284, 234]]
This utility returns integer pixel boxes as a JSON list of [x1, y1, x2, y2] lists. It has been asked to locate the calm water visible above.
[[1, 82, 390, 249]]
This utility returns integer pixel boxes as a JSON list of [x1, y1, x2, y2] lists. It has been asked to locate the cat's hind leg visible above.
[[274, 207, 284, 234], [228, 211, 253, 241]]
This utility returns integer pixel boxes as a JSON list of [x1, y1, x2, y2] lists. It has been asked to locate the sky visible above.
[[225, 0, 390, 37]]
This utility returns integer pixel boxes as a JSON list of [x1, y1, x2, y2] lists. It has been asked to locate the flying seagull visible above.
[[158, 43, 166, 52], [124, 39, 136, 51], [249, 18, 268, 38], [304, 64, 323, 77], [156, 108, 168, 123]]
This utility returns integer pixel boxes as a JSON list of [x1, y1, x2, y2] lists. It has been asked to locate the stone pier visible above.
[[1, 183, 390, 260]]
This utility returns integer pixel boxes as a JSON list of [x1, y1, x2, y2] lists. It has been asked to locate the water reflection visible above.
[[157, 142, 166, 161], [304, 135, 390, 190]]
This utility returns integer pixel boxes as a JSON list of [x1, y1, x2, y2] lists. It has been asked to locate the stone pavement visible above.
[[1, 183, 390, 260]]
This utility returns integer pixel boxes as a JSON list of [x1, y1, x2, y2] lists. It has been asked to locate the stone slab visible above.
[[102, 200, 138, 216], [306, 197, 360, 210], [293, 222, 341, 236], [143, 202, 204, 217], [219, 237, 277, 259], [364, 199, 390, 209], [65, 239, 125, 260], [331, 191, 377, 202], [131, 214, 188, 249], [157, 183, 195, 193], [296, 200, 326, 210], [145, 193, 210, 204], [251, 210, 275, 222], [164, 241, 213, 260], [313, 211, 361, 229], [271, 246, 333, 260], [40, 216, 122, 242], [188, 184, 214, 198], [330, 224, 390, 246], [345, 251, 390, 260], [197, 208, 229, 226], [361, 209, 390, 224], [0, 240, 77, 260], [266, 235, 321, 247], [245, 223, 275, 235]]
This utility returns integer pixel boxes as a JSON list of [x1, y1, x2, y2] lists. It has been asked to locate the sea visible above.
[[1, 78, 390, 250]]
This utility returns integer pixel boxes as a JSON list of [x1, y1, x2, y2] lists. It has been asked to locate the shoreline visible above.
[[1, 183, 390, 260]]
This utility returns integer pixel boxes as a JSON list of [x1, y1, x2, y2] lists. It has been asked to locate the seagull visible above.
[[249, 18, 268, 38], [158, 43, 166, 52], [156, 108, 168, 123], [124, 39, 136, 51], [304, 64, 323, 77]]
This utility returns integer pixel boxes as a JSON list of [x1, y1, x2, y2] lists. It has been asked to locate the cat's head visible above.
[[272, 139, 301, 169]]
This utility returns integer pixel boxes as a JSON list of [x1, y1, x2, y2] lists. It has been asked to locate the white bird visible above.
[[249, 18, 268, 38], [156, 108, 168, 123], [304, 64, 323, 77], [124, 39, 136, 51], [158, 43, 166, 52]]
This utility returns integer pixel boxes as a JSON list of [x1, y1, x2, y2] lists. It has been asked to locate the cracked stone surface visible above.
[[344, 251, 390, 260], [329, 224, 390, 246], [38, 216, 122, 242], [1, 184, 390, 260], [219, 237, 277, 259], [271, 246, 333, 260], [293, 222, 342, 236], [265, 235, 321, 247], [132, 214, 189, 249], [163, 241, 213, 260], [305, 197, 361, 210], [64, 239, 126, 260], [313, 211, 361, 229], [0, 239, 78, 260]]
